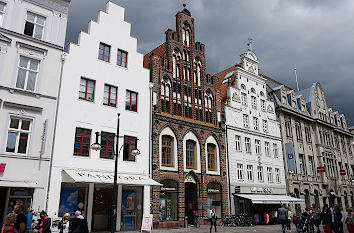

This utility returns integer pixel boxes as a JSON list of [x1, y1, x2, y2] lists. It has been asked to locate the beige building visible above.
[[266, 79, 354, 213]]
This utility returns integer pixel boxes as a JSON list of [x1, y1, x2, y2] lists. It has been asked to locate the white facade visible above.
[[222, 49, 287, 215], [0, 0, 69, 223], [46, 2, 152, 231]]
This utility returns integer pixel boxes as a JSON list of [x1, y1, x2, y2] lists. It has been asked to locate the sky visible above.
[[64, 0, 354, 126]]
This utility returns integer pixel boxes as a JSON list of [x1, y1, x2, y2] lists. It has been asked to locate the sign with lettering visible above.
[[250, 186, 273, 193], [161, 187, 176, 191], [141, 214, 153, 232], [208, 188, 221, 193], [0, 163, 6, 173]]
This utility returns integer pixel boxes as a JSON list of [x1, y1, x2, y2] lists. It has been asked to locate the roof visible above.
[[143, 42, 166, 69], [296, 84, 315, 104], [213, 65, 236, 106]]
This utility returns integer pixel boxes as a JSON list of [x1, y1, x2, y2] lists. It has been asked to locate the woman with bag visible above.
[[345, 208, 354, 233]]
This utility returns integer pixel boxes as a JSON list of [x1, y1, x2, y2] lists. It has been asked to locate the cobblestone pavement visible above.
[[119, 223, 350, 233]]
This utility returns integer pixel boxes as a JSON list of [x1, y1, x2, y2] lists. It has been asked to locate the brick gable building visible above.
[[144, 7, 228, 228]]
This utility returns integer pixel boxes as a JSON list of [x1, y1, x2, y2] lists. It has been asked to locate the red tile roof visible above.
[[143, 42, 166, 69], [214, 66, 236, 109]]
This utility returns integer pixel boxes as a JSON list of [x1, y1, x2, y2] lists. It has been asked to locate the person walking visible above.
[[58, 213, 70, 233], [321, 205, 332, 233], [13, 204, 26, 233], [277, 204, 288, 233], [26, 208, 34, 232], [35, 211, 51, 233], [69, 211, 88, 233], [209, 209, 217, 233], [333, 204, 344, 233], [287, 206, 292, 232], [3, 213, 19, 233], [345, 208, 354, 233], [193, 210, 199, 228], [311, 204, 321, 233]]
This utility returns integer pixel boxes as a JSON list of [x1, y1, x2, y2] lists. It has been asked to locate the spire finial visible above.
[[183, 3, 186, 8], [247, 38, 253, 51]]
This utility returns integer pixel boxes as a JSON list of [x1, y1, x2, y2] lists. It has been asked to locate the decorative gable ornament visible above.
[[184, 174, 196, 184], [267, 105, 274, 113], [232, 93, 241, 102]]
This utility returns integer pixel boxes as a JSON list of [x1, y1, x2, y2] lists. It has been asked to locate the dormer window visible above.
[[24, 12, 45, 40]]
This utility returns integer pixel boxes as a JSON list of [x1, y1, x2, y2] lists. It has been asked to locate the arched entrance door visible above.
[[294, 188, 301, 214], [184, 173, 199, 225]]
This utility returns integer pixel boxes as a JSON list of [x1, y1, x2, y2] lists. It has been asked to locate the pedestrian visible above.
[[194, 210, 199, 228], [333, 204, 344, 233], [287, 206, 292, 232], [345, 208, 354, 233], [311, 204, 321, 233], [3, 213, 18, 233], [69, 211, 88, 233], [330, 204, 335, 231], [58, 213, 70, 233], [321, 204, 332, 233], [26, 208, 34, 231], [35, 211, 51, 233], [277, 204, 288, 233], [13, 204, 26, 233], [209, 209, 217, 233], [264, 212, 269, 225]]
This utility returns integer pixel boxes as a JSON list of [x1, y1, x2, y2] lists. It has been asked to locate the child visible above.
[[3, 213, 19, 233]]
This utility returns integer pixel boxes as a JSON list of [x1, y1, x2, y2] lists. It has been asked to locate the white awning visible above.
[[64, 170, 162, 186], [0, 180, 43, 188], [235, 194, 304, 204]]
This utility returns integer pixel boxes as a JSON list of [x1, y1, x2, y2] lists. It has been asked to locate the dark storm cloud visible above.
[[65, 0, 354, 126]]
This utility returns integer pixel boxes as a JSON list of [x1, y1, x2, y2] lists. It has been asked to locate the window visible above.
[[98, 42, 111, 62], [243, 114, 249, 128], [273, 143, 279, 158], [265, 142, 270, 157], [186, 140, 196, 169], [275, 168, 280, 183], [241, 92, 247, 106], [162, 135, 174, 167], [308, 156, 314, 175], [6, 118, 31, 154], [100, 132, 115, 159], [207, 144, 216, 171], [251, 96, 257, 109], [262, 120, 268, 132], [260, 99, 265, 112], [299, 154, 305, 174], [253, 117, 259, 130], [103, 84, 117, 107], [24, 12, 45, 39], [79, 78, 95, 101], [237, 164, 243, 180], [0, 2, 6, 26], [255, 139, 261, 155], [235, 135, 241, 151], [295, 122, 302, 141], [73, 128, 91, 156], [267, 167, 273, 182], [245, 137, 251, 153], [125, 90, 138, 112], [247, 165, 253, 181], [285, 119, 292, 137], [257, 166, 263, 182], [160, 180, 178, 221], [16, 56, 40, 91], [123, 136, 137, 161], [305, 126, 312, 143], [117, 49, 128, 67]]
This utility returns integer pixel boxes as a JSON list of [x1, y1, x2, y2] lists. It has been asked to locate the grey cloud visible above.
[[65, 0, 354, 126]]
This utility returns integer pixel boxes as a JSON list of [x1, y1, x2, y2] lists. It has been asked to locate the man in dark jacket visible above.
[[69, 211, 88, 233], [322, 205, 332, 233], [333, 204, 344, 233]]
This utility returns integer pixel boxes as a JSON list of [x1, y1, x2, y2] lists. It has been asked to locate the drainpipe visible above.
[[225, 124, 232, 215], [149, 82, 154, 178], [45, 53, 66, 212]]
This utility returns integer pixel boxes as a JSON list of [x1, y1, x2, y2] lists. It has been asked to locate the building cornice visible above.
[[0, 85, 57, 100], [226, 124, 282, 141]]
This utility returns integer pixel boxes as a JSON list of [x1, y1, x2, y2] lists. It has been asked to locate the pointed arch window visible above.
[[207, 143, 216, 171], [205, 91, 214, 124], [186, 140, 196, 169], [162, 135, 174, 167], [161, 78, 171, 113]]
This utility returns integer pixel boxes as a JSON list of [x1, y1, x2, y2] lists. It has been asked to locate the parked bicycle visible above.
[[222, 214, 254, 227]]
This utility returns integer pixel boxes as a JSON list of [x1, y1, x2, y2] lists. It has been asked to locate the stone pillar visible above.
[[86, 183, 94, 232]]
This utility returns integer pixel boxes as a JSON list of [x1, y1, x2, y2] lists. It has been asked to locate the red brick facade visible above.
[[144, 8, 228, 228]]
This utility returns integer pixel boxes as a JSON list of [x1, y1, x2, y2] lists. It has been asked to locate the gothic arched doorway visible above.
[[184, 173, 199, 225]]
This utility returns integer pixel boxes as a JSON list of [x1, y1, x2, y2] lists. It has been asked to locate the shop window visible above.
[[6, 117, 31, 154], [100, 132, 115, 159], [161, 135, 174, 167], [160, 180, 178, 221], [103, 84, 117, 107], [24, 12, 45, 40], [123, 136, 137, 161], [98, 42, 111, 62], [207, 182, 222, 218], [207, 143, 216, 171], [121, 186, 143, 230], [59, 184, 88, 217], [125, 90, 138, 112], [79, 77, 95, 102], [186, 140, 196, 169], [117, 49, 128, 67], [16, 56, 40, 92], [73, 127, 91, 156], [6, 188, 34, 214]]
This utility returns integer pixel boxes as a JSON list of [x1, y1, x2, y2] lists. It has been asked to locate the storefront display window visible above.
[[59, 183, 88, 217], [6, 188, 33, 214], [160, 180, 178, 221], [207, 182, 222, 218], [121, 186, 143, 230]]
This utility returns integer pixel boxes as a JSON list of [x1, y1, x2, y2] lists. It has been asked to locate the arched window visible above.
[[186, 140, 196, 169], [241, 84, 246, 90], [172, 50, 181, 78], [205, 90, 213, 124], [160, 179, 178, 221], [251, 87, 256, 94], [194, 58, 202, 86], [207, 143, 216, 171], [161, 78, 171, 113], [260, 91, 265, 97], [207, 182, 222, 217], [182, 22, 191, 46], [162, 135, 173, 167]]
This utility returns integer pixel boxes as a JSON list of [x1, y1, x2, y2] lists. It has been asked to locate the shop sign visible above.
[[317, 166, 325, 173], [250, 186, 273, 193], [141, 214, 153, 231], [161, 187, 176, 191], [0, 163, 6, 173], [208, 188, 220, 193]]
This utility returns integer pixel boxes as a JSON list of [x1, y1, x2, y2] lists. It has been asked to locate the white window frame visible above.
[[6, 117, 32, 155], [257, 166, 263, 182], [159, 127, 178, 171], [235, 135, 241, 151], [205, 136, 220, 175], [243, 114, 249, 128], [0, 2, 6, 26], [265, 142, 270, 157], [247, 165, 253, 181], [273, 143, 279, 158], [253, 117, 259, 130], [308, 156, 314, 175], [237, 163, 243, 181], [251, 96, 257, 109], [263, 120, 268, 132], [245, 137, 251, 153], [267, 167, 273, 183], [260, 99, 266, 112], [275, 168, 281, 183], [16, 56, 40, 92], [241, 92, 247, 106], [255, 139, 261, 155], [24, 11, 46, 40]]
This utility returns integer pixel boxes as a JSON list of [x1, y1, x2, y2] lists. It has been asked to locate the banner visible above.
[[285, 142, 296, 172]]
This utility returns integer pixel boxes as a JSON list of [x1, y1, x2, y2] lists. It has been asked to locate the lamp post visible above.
[[91, 113, 140, 233]]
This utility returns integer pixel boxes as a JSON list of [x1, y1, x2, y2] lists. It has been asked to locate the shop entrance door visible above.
[[92, 186, 112, 232], [0, 188, 7, 226], [185, 183, 197, 225]]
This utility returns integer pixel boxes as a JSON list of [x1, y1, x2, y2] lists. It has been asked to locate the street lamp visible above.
[[91, 113, 140, 233]]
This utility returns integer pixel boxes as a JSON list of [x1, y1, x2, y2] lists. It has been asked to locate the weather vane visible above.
[[247, 38, 253, 51]]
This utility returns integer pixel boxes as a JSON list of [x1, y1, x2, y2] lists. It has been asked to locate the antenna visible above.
[[294, 68, 299, 91]]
